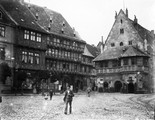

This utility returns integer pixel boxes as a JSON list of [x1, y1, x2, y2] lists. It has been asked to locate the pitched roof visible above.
[[0, 0, 46, 33], [129, 18, 154, 44], [121, 46, 149, 57], [85, 44, 99, 58], [93, 46, 149, 62], [25, 2, 85, 43]]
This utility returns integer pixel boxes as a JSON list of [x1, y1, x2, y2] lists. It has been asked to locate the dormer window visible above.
[[62, 21, 65, 27], [0, 12, 2, 19], [120, 42, 123, 46], [48, 24, 51, 31], [120, 28, 124, 34], [61, 28, 64, 34], [35, 13, 38, 20], [50, 16, 53, 23], [111, 43, 115, 47]]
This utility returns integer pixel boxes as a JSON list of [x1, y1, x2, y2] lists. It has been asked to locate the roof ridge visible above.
[[0, 4, 18, 26]]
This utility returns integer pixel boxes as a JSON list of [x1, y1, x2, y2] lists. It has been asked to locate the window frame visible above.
[[36, 33, 42, 42], [0, 26, 5, 37]]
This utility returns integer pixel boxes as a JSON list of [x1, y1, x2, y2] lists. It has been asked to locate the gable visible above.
[[104, 9, 143, 51], [83, 45, 94, 57], [0, 6, 16, 26]]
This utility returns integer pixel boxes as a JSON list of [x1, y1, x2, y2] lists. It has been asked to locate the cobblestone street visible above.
[[0, 92, 154, 120]]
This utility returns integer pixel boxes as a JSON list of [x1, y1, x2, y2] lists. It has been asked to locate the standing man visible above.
[[63, 86, 74, 114], [49, 89, 53, 100], [87, 86, 91, 97]]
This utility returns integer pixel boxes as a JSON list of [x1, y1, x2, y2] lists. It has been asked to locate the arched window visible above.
[[120, 42, 123, 46], [121, 19, 123, 24]]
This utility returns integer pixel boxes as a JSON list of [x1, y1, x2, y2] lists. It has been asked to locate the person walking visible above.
[[63, 86, 74, 115], [49, 89, 53, 100], [87, 86, 91, 97]]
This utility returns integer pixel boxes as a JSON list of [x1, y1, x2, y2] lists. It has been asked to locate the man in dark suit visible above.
[[63, 86, 74, 114]]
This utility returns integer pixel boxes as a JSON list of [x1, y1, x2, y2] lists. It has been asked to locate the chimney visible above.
[[115, 11, 117, 19], [101, 36, 104, 53], [126, 8, 128, 17], [134, 15, 138, 24], [151, 30, 154, 38], [73, 27, 76, 37]]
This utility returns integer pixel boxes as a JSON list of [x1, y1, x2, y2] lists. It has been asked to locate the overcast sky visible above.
[[25, 0, 155, 46]]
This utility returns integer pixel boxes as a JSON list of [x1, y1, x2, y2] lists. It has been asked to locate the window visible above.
[[121, 19, 123, 24], [123, 58, 128, 65], [103, 61, 108, 67], [21, 51, 27, 63], [36, 33, 41, 42], [131, 57, 137, 65], [112, 60, 117, 67], [0, 12, 2, 19], [30, 32, 35, 41], [0, 26, 5, 37], [28, 52, 33, 64], [120, 28, 124, 34], [65, 51, 67, 57], [128, 40, 132, 45], [111, 43, 115, 47], [34, 53, 40, 64], [47, 36, 50, 44], [143, 58, 148, 66], [120, 42, 123, 46], [24, 30, 30, 40], [0, 47, 5, 60], [137, 57, 143, 66]]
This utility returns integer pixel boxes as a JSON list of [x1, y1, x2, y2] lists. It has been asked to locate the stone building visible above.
[[93, 9, 154, 93], [0, 0, 86, 92]]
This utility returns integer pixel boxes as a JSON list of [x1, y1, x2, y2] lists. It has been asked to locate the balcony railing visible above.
[[97, 65, 149, 74]]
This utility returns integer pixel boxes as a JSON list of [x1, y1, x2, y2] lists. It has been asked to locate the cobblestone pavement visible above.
[[0, 92, 154, 120]]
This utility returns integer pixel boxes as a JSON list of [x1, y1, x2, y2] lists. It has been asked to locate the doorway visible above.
[[114, 81, 122, 92], [128, 82, 135, 93], [103, 82, 109, 92]]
